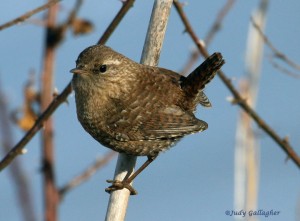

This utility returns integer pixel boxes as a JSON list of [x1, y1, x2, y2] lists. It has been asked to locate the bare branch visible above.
[[251, 17, 300, 77], [97, 0, 135, 45], [40, 2, 60, 220], [0, 82, 72, 171], [0, 82, 37, 221], [0, 0, 136, 172], [59, 151, 116, 199], [180, 0, 235, 75], [58, 0, 87, 36], [173, 0, 300, 169], [268, 56, 300, 78], [66, 0, 84, 26], [205, 0, 236, 45], [0, 0, 60, 31]]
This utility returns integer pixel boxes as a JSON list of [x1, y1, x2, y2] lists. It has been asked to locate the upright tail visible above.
[[181, 52, 225, 106]]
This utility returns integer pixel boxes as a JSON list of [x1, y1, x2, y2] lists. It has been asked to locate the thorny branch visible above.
[[251, 17, 300, 78], [0, 0, 60, 31], [0, 0, 136, 171], [173, 0, 300, 168]]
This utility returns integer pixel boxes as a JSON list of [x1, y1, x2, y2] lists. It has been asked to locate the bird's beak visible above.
[[70, 68, 86, 75]]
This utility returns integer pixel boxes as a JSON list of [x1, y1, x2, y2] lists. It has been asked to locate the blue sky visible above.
[[1, 0, 300, 220]]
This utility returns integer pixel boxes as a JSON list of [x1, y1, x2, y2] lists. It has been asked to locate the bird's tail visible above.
[[181, 52, 225, 101]]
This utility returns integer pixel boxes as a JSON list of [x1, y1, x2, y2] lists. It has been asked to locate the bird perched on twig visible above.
[[70, 45, 225, 194]]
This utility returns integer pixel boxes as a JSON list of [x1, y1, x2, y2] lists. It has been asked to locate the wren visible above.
[[70, 45, 224, 194]]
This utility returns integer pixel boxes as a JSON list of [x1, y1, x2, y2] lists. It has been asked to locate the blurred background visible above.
[[0, 0, 300, 220]]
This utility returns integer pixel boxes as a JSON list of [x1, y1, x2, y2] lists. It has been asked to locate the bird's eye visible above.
[[99, 65, 107, 73]]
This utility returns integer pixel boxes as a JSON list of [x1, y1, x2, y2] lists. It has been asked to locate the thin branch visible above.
[[57, 0, 85, 37], [25, 0, 86, 47], [179, 49, 200, 75], [66, 0, 84, 26], [251, 17, 300, 77], [0, 82, 36, 221], [97, 0, 135, 45], [0, 82, 72, 171], [180, 0, 235, 75], [173, 0, 300, 169], [59, 151, 116, 199], [205, 0, 235, 45], [0, 0, 136, 172], [268, 56, 300, 78], [0, 0, 60, 31]]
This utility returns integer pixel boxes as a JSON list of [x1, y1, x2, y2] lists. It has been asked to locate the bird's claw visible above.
[[105, 179, 138, 195]]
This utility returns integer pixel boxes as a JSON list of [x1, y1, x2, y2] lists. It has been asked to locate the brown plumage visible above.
[[71, 44, 224, 158]]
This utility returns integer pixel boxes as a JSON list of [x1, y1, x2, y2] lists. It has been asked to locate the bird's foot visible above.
[[105, 179, 138, 195]]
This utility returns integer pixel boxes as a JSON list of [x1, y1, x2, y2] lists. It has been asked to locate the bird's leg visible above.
[[105, 155, 157, 195]]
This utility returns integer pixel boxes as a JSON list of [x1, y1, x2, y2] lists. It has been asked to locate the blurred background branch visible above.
[[180, 0, 236, 75], [251, 17, 300, 78], [40, 1, 60, 220], [59, 151, 116, 200], [234, 1, 269, 220], [0, 0, 136, 172], [0, 80, 36, 221], [0, 0, 60, 31], [173, 0, 300, 169]]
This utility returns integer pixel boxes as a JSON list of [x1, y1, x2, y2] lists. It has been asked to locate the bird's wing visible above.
[[106, 102, 207, 142], [130, 105, 208, 140], [105, 67, 208, 141]]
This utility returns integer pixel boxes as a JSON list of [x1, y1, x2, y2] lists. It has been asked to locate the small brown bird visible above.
[[71, 45, 224, 194]]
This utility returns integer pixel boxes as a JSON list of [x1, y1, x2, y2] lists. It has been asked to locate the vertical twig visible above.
[[41, 2, 59, 221], [105, 1, 173, 220], [234, 1, 269, 218]]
